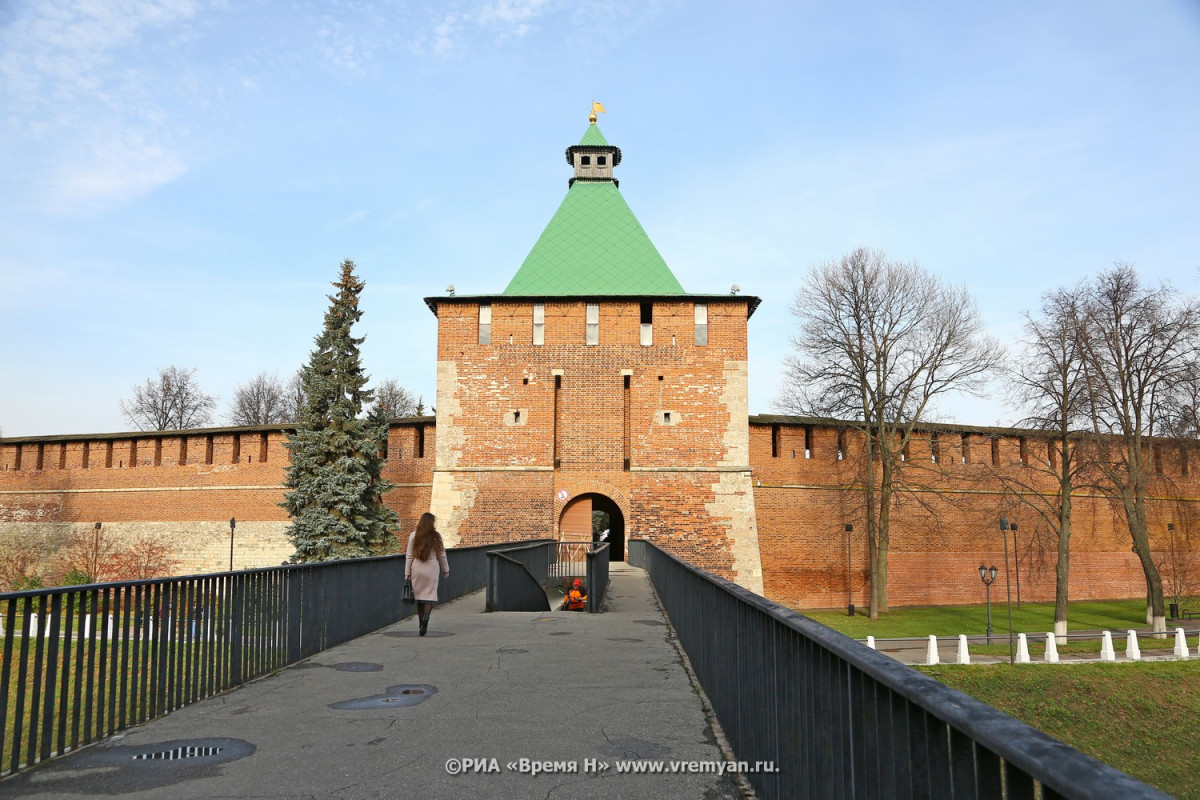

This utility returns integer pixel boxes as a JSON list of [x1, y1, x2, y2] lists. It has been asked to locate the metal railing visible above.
[[585, 543, 610, 614], [485, 541, 554, 612], [0, 541, 523, 778], [549, 541, 591, 580], [628, 539, 1168, 800]]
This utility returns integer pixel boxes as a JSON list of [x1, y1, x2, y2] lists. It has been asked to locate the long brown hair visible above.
[[412, 512, 444, 561]]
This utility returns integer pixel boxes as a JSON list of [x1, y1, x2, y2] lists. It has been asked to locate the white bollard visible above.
[[1174, 628, 1190, 658], [926, 634, 940, 666], [29, 613, 38, 638], [956, 634, 971, 665], [1016, 633, 1030, 663], [83, 614, 91, 638], [108, 614, 115, 638], [1100, 631, 1116, 662], [866, 636, 875, 650], [1125, 630, 1141, 660], [1044, 632, 1059, 663], [1196, 631, 1200, 658]]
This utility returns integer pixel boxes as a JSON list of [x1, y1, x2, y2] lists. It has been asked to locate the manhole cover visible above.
[[498, 648, 528, 654], [547, 631, 573, 636], [330, 684, 438, 710], [332, 662, 383, 672], [88, 738, 255, 768], [608, 637, 643, 643], [633, 619, 666, 626], [384, 630, 455, 638]]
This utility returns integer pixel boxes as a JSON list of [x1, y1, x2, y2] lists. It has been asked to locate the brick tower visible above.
[[425, 112, 763, 591]]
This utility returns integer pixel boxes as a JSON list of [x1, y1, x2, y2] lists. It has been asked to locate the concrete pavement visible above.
[[0, 563, 742, 800]]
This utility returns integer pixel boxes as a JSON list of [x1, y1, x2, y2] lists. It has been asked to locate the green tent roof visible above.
[[503, 123, 684, 296], [578, 122, 609, 147], [503, 181, 685, 296]]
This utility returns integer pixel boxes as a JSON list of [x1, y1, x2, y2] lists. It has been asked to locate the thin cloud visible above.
[[426, 0, 552, 56], [0, 0, 201, 213]]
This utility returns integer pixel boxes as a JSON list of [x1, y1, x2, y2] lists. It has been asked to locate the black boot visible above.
[[419, 612, 429, 636]]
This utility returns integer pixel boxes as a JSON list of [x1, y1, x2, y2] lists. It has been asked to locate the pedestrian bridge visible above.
[[0, 542, 1168, 799]]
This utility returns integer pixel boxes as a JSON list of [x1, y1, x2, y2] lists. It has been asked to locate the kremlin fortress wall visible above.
[[2, 412, 1196, 609], [3, 116, 1197, 609]]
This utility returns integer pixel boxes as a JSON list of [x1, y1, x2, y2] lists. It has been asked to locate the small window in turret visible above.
[[640, 303, 653, 346], [694, 304, 708, 346], [533, 303, 545, 345], [597, 156, 607, 166], [479, 304, 492, 345], [580, 155, 591, 166], [586, 303, 599, 345]]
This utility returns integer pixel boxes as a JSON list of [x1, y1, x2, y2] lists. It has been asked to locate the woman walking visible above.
[[406, 512, 450, 636]]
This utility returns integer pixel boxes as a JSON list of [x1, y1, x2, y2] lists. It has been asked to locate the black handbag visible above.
[[402, 579, 415, 603]]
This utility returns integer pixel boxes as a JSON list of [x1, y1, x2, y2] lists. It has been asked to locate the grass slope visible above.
[[919, 662, 1197, 799]]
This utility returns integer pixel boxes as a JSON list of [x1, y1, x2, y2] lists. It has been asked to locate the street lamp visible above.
[[1168, 522, 1179, 620], [978, 564, 998, 644], [999, 518, 1016, 664], [845, 524, 855, 616], [229, 517, 236, 572], [1011, 521, 1021, 610]]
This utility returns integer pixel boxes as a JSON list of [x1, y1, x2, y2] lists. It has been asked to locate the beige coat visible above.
[[405, 531, 449, 602]]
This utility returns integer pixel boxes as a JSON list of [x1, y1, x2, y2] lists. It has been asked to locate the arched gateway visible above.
[[558, 492, 625, 562]]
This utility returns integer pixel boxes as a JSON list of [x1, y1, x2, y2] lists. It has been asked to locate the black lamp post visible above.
[[1168, 522, 1179, 619], [229, 517, 236, 573], [1000, 518, 1016, 664], [845, 523, 855, 616], [1011, 521, 1021, 610], [978, 563, 998, 644]]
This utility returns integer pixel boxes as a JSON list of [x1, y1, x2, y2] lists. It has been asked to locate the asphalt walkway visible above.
[[1, 563, 742, 800]]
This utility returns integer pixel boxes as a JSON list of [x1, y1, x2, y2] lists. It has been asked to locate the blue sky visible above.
[[2, 0, 1198, 437]]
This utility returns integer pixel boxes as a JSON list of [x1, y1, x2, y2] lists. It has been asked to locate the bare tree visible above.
[[279, 369, 307, 423], [120, 366, 217, 431], [372, 379, 420, 419], [55, 523, 123, 584], [1078, 264, 1200, 632], [998, 286, 1094, 637], [109, 533, 179, 580], [229, 371, 289, 426], [0, 537, 45, 591], [777, 248, 1003, 617]]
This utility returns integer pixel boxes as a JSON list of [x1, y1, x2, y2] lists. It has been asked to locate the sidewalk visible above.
[[1, 563, 742, 799]]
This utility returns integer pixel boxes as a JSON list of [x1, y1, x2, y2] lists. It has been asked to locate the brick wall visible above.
[[4, 368, 1196, 608], [428, 297, 763, 590], [0, 421, 436, 578], [750, 419, 1200, 608]]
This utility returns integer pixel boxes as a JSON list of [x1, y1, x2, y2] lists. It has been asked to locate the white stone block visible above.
[[1044, 632, 1059, 663], [956, 634, 970, 665], [926, 634, 940, 666], [1016, 633, 1030, 663], [1100, 630, 1116, 662], [1174, 628, 1189, 658], [1125, 630, 1140, 660], [866, 635, 875, 650]]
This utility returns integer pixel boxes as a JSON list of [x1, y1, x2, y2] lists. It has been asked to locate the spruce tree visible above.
[[282, 259, 398, 561]]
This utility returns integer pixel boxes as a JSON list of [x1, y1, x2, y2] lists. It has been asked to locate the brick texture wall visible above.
[[4, 349, 1196, 609], [0, 422, 436, 577], [428, 298, 763, 590], [751, 420, 1200, 608]]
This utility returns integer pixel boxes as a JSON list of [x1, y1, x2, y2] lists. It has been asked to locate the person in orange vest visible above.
[[562, 579, 587, 611]]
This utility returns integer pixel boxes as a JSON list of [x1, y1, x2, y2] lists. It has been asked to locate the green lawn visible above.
[[919, 661, 1199, 800], [791, 600, 1196, 797], [799, 598, 1193, 640]]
